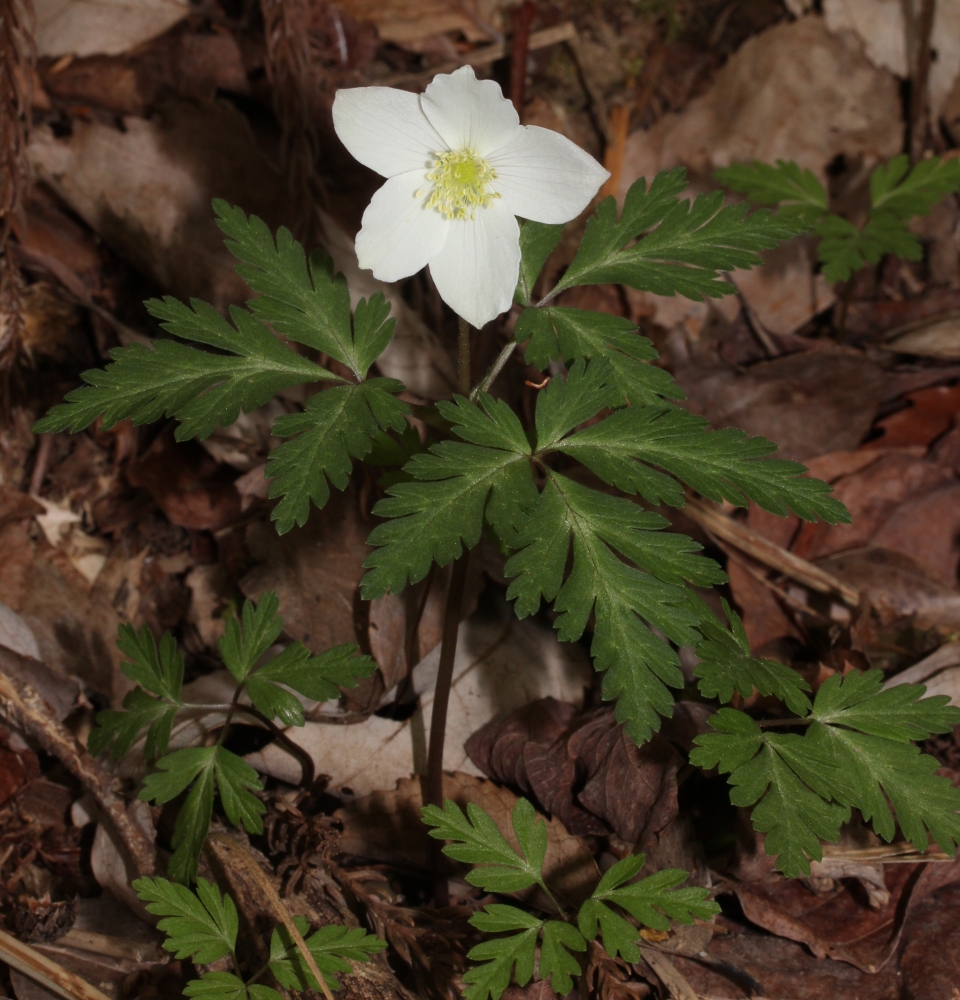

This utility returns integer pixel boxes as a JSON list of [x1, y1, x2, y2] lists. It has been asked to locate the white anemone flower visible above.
[[332, 65, 609, 329]]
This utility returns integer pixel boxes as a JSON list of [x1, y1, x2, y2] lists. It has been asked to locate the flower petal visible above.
[[421, 65, 520, 158], [488, 126, 610, 224], [428, 201, 520, 329], [356, 171, 451, 283], [333, 87, 446, 178]]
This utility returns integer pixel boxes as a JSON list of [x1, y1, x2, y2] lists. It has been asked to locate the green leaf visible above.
[[266, 379, 408, 534], [361, 393, 537, 598], [515, 306, 683, 407], [551, 170, 806, 300], [117, 624, 184, 700], [515, 220, 565, 306], [694, 599, 811, 715], [553, 403, 849, 522], [714, 160, 827, 223], [505, 473, 703, 743], [214, 201, 395, 379], [539, 922, 586, 995], [691, 711, 848, 877], [247, 643, 376, 727], [578, 855, 718, 959], [219, 593, 284, 684], [533, 359, 620, 450], [810, 670, 960, 742], [133, 876, 237, 963], [421, 798, 547, 893], [464, 906, 540, 1000], [89, 688, 179, 762], [140, 746, 264, 883], [183, 973, 281, 1000], [870, 154, 960, 219], [269, 915, 387, 992], [35, 300, 335, 440]]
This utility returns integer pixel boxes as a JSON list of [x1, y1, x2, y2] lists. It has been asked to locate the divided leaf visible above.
[[214, 201, 395, 379], [89, 625, 184, 761], [870, 154, 960, 219], [515, 220, 565, 306], [553, 401, 849, 522], [465, 906, 541, 1000], [140, 746, 264, 883], [713, 160, 827, 224], [505, 472, 704, 743], [133, 877, 238, 964], [361, 393, 537, 598], [183, 972, 281, 1000], [266, 379, 408, 534], [219, 593, 285, 684], [539, 922, 587, 995], [551, 170, 806, 300], [694, 599, 811, 715], [35, 299, 334, 440], [247, 642, 376, 728], [269, 915, 387, 991], [515, 306, 682, 406], [421, 798, 548, 893]]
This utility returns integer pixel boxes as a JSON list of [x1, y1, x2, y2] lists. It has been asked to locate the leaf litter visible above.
[[4, 0, 960, 998]]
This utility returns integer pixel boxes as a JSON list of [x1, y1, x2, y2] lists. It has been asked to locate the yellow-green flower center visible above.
[[422, 149, 499, 220]]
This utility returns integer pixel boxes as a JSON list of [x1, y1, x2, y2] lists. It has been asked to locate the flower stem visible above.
[[471, 340, 517, 400], [427, 315, 473, 905]]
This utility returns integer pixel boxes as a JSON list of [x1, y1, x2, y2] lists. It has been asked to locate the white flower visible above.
[[332, 66, 609, 329]]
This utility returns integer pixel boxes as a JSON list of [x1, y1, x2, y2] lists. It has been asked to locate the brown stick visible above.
[[509, 1, 535, 119], [0, 928, 114, 1000], [909, 0, 936, 161], [206, 832, 336, 1000], [0, 653, 156, 876], [683, 497, 861, 607]]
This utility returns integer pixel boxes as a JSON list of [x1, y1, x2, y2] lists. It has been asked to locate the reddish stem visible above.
[[510, 2, 536, 119]]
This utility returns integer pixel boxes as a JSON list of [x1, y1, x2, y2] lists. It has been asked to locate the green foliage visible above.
[[431, 797, 716, 999], [134, 877, 238, 964], [515, 306, 682, 406], [546, 168, 806, 301], [691, 672, 960, 876], [89, 592, 373, 883], [267, 379, 408, 534], [694, 599, 812, 716], [136, 878, 384, 1000], [717, 154, 960, 283], [360, 393, 538, 598], [214, 201, 394, 380], [36, 201, 406, 530], [514, 220, 564, 306], [89, 625, 184, 761], [269, 915, 387, 991], [35, 298, 335, 441], [421, 797, 549, 893]]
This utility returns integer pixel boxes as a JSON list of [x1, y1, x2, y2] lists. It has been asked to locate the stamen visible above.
[[422, 148, 500, 220]]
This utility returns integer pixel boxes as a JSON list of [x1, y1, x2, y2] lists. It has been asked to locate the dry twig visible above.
[[683, 497, 861, 607], [0, 928, 114, 1000], [0, 649, 156, 876]]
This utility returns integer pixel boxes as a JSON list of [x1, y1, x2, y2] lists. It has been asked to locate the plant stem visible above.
[[471, 340, 517, 400], [427, 315, 472, 905], [457, 314, 471, 396]]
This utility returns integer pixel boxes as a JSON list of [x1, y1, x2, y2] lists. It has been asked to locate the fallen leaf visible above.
[[246, 604, 593, 798], [899, 882, 960, 1000], [868, 384, 960, 448], [468, 702, 682, 845], [333, 0, 508, 45], [239, 488, 368, 656], [730, 238, 835, 338], [618, 16, 901, 194], [34, 0, 189, 59], [886, 314, 960, 360], [823, 0, 960, 121], [28, 101, 287, 310], [0, 600, 41, 660], [128, 427, 241, 532], [335, 772, 599, 908], [676, 348, 888, 461]]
